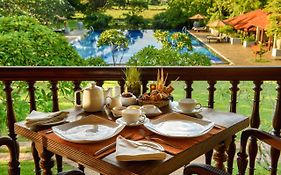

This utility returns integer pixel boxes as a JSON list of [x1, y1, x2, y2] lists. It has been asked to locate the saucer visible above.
[[172, 105, 203, 115], [116, 117, 148, 126]]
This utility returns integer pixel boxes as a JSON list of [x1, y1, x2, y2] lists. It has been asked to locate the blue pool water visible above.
[[71, 30, 224, 64]]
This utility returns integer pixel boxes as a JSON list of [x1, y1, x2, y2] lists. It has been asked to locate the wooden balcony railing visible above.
[[1, 66, 281, 175]]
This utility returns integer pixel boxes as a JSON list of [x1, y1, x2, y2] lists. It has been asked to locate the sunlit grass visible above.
[[105, 5, 166, 19], [0, 160, 73, 175]]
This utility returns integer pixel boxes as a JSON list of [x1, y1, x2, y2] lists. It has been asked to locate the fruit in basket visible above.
[[139, 69, 178, 106]]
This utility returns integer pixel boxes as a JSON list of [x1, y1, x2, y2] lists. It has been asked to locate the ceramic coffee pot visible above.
[[75, 82, 112, 112]]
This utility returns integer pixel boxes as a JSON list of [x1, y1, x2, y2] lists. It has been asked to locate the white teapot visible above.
[[75, 82, 112, 112]]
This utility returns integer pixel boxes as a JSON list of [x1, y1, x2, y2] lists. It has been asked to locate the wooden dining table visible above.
[[15, 106, 248, 175]]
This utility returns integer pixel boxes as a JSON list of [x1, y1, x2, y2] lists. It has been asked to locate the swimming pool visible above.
[[71, 30, 224, 64]]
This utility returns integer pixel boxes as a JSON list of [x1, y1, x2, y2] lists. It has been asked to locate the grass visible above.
[[0, 160, 74, 175], [105, 5, 167, 20]]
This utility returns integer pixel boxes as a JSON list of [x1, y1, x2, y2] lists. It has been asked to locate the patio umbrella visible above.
[[207, 20, 226, 28], [189, 14, 206, 20]]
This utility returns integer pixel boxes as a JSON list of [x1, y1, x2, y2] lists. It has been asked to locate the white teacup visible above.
[[178, 98, 201, 112], [140, 104, 157, 114], [121, 108, 145, 124]]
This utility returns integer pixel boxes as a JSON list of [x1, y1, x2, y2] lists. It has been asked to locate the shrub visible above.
[[84, 57, 107, 66], [84, 12, 112, 30], [127, 46, 211, 66], [218, 25, 235, 35], [152, 9, 188, 29], [0, 16, 84, 66], [123, 14, 148, 29], [152, 12, 173, 29]]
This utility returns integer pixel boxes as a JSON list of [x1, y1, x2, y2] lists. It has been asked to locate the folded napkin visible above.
[[26, 110, 69, 127], [115, 136, 166, 161]]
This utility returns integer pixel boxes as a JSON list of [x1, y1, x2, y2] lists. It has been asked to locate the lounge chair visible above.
[[192, 26, 207, 32], [206, 34, 226, 43]]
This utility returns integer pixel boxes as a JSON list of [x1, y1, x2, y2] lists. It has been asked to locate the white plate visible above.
[[52, 115, 125, 143], [116, 117, 149, 126], [172, 105, 203, 115], [144, 113, 215, 138]]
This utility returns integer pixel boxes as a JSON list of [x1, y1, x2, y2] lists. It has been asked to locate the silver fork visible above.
[[139, 129, 181, 149]]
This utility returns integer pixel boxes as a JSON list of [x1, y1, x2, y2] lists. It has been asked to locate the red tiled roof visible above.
[[224, 9, 268, 31]]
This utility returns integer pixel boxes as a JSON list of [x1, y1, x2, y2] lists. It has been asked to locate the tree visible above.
[[154, 30, 192, 51], [0, 16, 85, 66], [97, 29, 129, 65], [128, 46, 211, 66], [265, 0, 281, 38], [0, 0, 75, 25]]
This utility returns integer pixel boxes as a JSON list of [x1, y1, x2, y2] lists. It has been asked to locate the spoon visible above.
[[139, 129, 181, 149]]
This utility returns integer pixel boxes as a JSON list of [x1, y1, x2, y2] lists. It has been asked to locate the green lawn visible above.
[[105, 5, 167, 20], [0, 160, 74, 175]]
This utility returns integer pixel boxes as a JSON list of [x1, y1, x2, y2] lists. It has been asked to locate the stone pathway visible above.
[[190, 31, 281, 66]]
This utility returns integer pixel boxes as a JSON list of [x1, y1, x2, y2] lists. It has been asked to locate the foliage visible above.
[[207, 0, 265, 20], [230, 0, 262, 17], [0, 0, 75, 25], [97, 29, 129, 65], [154, 30, 192, 51], [84, 0, 108, 12], [127, 46, 211, 66], [265, 0, 281, 38], [67, 0, 86, 12], [84, 57, 108, 66], [124, 14, 148, 29], [152, 12, 174, 29], [124, 67, 141, 88], [110, 0, 127, 9], [149, 0, 161, 5], [243, 35, 255, 42], [0, 16, 84, 66], [128, 0, 149, 15], [84, 12, 112, 29], [255, 43, 267, 60], [218, 25, 235, 35]]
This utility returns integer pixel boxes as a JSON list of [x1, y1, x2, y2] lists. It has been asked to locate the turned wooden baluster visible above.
[[28, 81, 36, 112], [205, 81, 217, 165], [4, 81, 17, 142], [141, 80, 148, 94], [248, 81, 262, 175], [184, 81, 193, 98], [73, 81, 81, 105], [50, 81, 63, 173], [227, 81, 239, 174], [96, 80, 104, 88], [40, 137, 55, 175], [73, 81, 85, 172], [270, 81, 281, 175], [118, 80, 125, 93], [3, 81, 20, 173], [27, 81, 42, 175]]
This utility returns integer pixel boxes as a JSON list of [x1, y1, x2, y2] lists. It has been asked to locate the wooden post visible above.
[[270, 81, 281, 175], [248, 81, 262, 175], [227, 81, 239, 174], [205, 81, 217, 165], [185, 81, 193, 98]]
